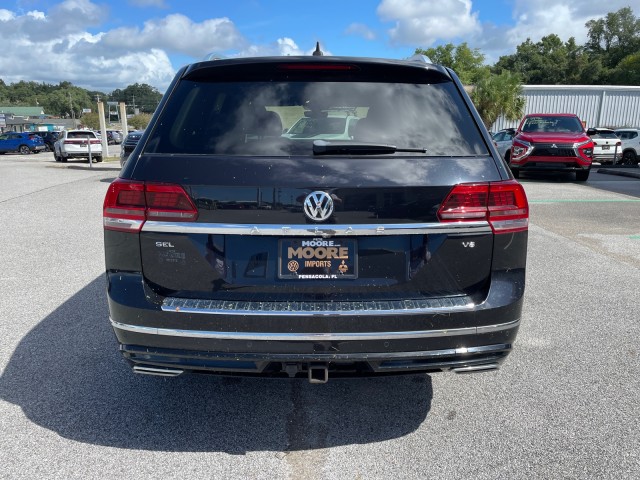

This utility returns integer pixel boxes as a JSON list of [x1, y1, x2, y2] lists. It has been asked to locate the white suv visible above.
[[614, 128, 640, 165], [283, 113, 360, 140], [54, 130, 103, 163]]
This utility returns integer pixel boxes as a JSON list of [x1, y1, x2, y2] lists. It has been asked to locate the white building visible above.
[[490, 85, 640, 131]]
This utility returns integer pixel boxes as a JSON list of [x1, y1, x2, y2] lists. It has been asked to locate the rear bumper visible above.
[[107, 269, 525, 378], [593, 153, 621, 164], [115, 329, 516, 378], [62, 149, 102, 157], [511, 162, 590, 173]]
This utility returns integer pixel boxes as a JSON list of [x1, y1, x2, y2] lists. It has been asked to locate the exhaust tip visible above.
[[452, 363, 500, 374], [133, 366, 184, 377]]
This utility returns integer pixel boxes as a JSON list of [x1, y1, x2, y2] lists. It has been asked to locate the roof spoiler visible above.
[[405, 53, 432, 64]]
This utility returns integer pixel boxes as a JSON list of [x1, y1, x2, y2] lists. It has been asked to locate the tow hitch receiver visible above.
[[308, 364, 329, 384]]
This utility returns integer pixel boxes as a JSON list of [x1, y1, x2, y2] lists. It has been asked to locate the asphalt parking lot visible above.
[[0, 152, 639, 479]]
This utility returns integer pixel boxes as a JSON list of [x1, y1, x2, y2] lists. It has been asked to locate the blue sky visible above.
[[1, 0, 636, 92]]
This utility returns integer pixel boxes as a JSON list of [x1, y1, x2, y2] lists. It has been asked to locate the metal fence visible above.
[[490, 85, 640, 132]]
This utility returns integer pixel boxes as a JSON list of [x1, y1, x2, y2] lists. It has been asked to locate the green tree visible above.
[[79, 112, 101, 130], [127, 113, 152, 130], [471, 71, 525, 130], [610, 52, 640, 84], [415, 42, 488, 84], [585, 7, 640, 69], [494, 34, 599, 84], [110, 83, 162, 114]]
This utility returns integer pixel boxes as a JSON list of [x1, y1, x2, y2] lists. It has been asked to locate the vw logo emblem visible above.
[[303, 191, 334, 222]]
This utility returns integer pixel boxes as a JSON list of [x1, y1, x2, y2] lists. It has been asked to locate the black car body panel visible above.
[[104, 55, 528, 381]]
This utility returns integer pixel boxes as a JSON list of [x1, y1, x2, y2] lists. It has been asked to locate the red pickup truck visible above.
[[509, 113, 594, 181]]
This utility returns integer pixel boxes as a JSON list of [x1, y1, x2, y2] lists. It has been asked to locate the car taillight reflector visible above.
[[145, 184, 198, 221], [438, 180, 529, 234], [437, 184, 489, 220], [103, 179, 197, 232]]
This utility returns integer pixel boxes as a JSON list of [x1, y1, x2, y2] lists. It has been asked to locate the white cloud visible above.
[[374, 0, 638, 65], [345, 23, 376, 41], [0, 4, 249, 92], [475, 0, 636, 63], [506, 1, 598, 47], [102, 14, 247, 59], [235, 38, 332, 57], [0, 9, 15, 21], [377, 0, 481, 46]]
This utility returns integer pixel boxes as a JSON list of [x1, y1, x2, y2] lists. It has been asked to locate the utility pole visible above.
[[97, 96, 108, 158], [68, 92, 77, 128]]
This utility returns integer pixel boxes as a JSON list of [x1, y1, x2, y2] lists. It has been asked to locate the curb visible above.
[[597, 168, 640, 179]]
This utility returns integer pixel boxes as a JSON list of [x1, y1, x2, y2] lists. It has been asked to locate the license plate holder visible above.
[[279, 238, 357, 279], [602, 145, 610, 150]]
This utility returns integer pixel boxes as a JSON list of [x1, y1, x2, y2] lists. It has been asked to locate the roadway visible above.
[[0, 152, 638, 479]]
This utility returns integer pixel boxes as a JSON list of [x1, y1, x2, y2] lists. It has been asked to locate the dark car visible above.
[[104, 54, 529, 382], [119, 130, 144, 167], [0, 131, 46, 154], [31, 131, 60, 152]]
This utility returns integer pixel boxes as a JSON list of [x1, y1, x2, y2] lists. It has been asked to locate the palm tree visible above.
[[471, 71, 525, 130]]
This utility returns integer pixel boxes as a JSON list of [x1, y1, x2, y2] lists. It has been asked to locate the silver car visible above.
[[491, 128, 515, 162]]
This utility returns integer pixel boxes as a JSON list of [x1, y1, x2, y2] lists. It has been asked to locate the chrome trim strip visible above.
[[161, 296, 475, 316], [141, 221, 491, 236], [104, 217, 144, 231], [477, 319, 522, 334], [110, 318, 520, 341]]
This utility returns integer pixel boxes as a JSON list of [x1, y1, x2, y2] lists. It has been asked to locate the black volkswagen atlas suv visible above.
[[103, 54, 529, 382]]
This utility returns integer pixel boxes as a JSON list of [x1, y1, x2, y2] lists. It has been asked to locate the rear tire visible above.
[[94, 156, 103, 163], [621, 150, 637, 165], [576, 170, 590, 181], [19, 145, 30, 154]]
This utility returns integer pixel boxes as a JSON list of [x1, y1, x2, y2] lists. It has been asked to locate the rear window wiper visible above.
[[312, 140, 427, 155]]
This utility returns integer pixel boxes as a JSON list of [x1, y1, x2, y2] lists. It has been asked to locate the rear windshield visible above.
[[144, 79, 488, 157], [588, 130, 617, 139], [67, 131, 96, 139]]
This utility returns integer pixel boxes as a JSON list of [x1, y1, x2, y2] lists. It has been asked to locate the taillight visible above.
[[437, 180, 529, 234], [103, 179, 197, 232]]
